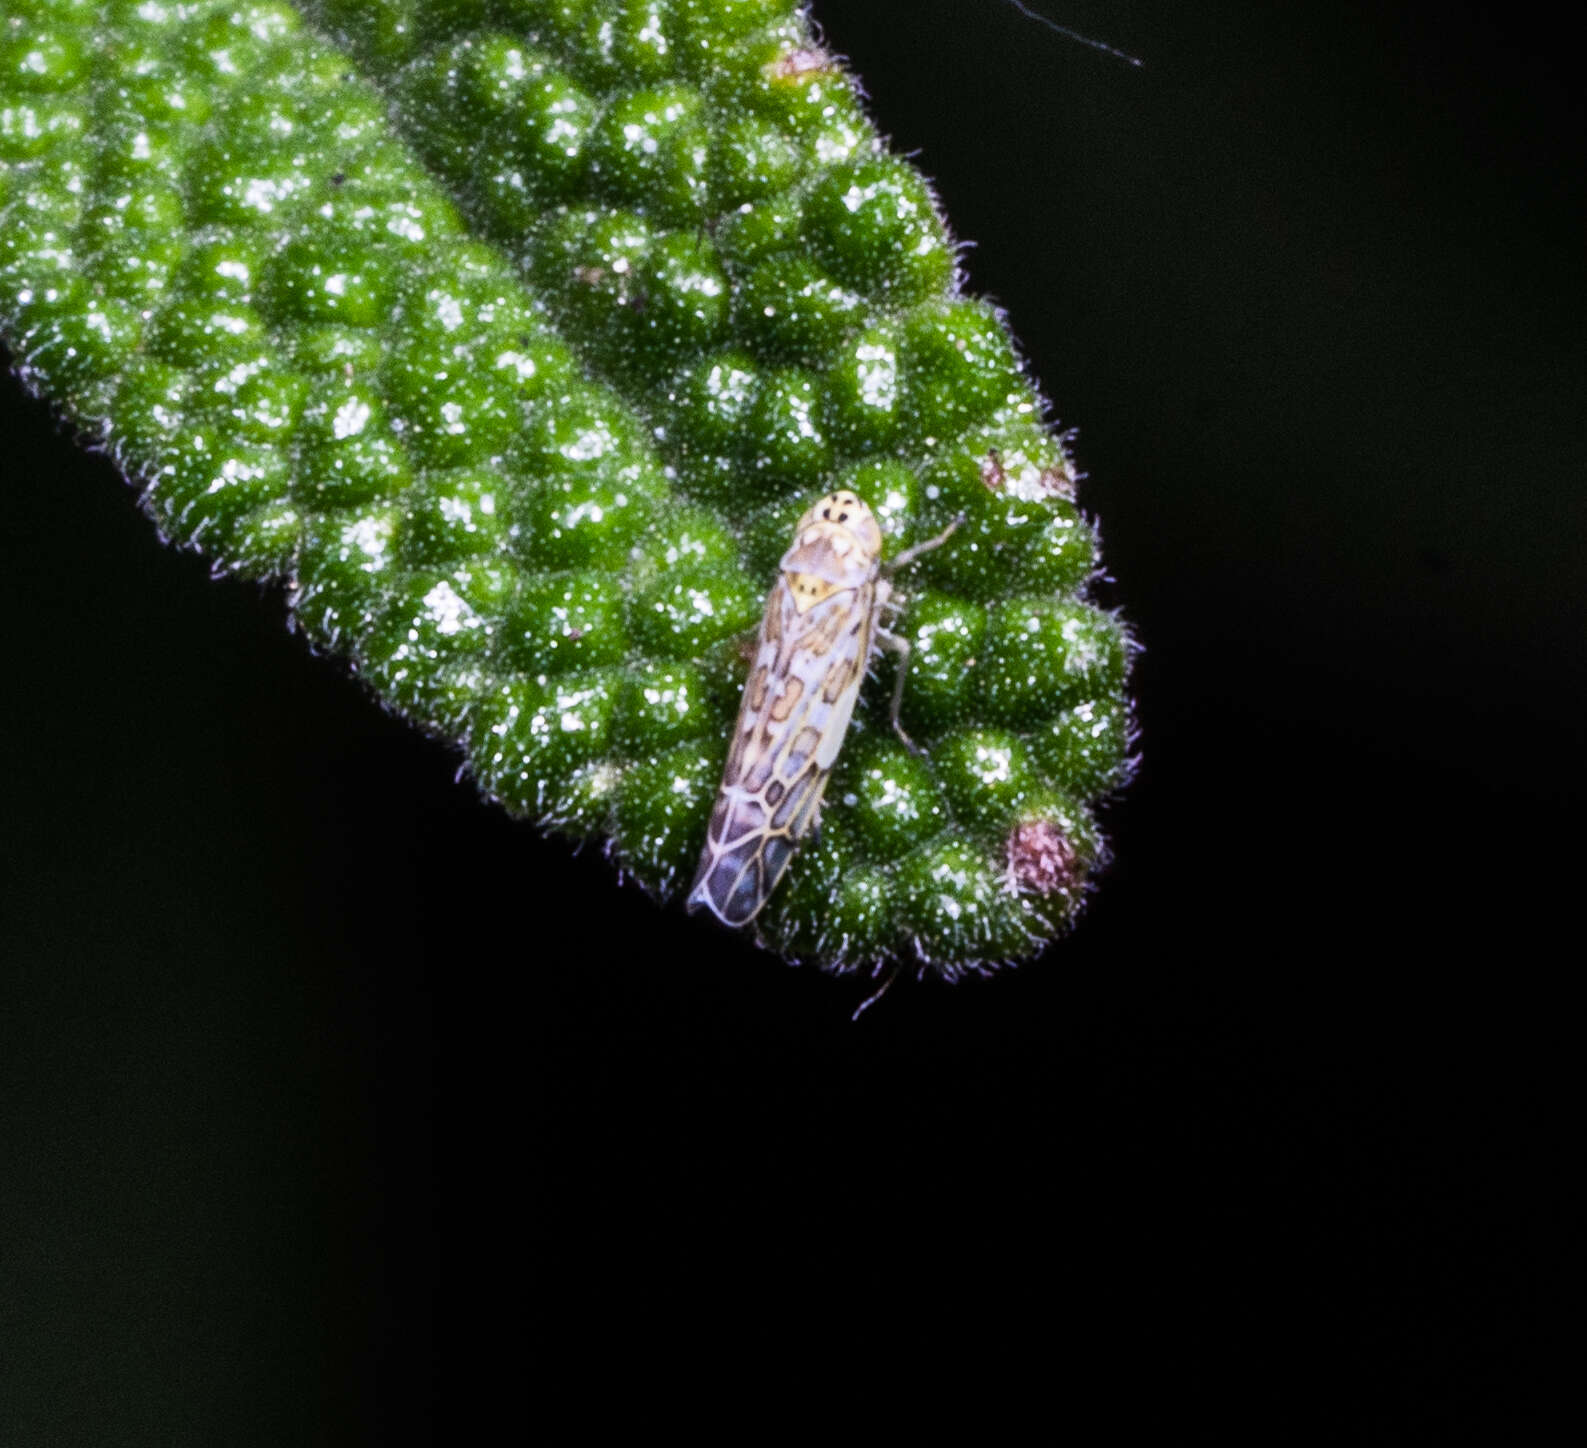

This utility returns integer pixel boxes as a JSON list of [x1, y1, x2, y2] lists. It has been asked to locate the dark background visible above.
[[2, 1, 1579, 1439]]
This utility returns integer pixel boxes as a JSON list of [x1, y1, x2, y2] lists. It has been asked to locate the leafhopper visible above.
[[687, 490, 960, 927]]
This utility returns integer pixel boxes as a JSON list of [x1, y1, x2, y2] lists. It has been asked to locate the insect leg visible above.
[[881, 513, 966, 577], [874, 626, 921, 754], [873, 515, 964, 752]]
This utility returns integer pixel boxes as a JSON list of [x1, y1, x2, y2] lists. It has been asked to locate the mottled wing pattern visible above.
[[687, 572, 878, 926]]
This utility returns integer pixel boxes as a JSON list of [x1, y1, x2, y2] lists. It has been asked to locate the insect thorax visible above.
[[779, 505, 882, 615]]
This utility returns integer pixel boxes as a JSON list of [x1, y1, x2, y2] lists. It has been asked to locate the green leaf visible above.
[[0, 0, 1133, 978]]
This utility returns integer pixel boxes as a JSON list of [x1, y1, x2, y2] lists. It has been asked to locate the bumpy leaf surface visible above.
[[0, 0, 1132, 976]]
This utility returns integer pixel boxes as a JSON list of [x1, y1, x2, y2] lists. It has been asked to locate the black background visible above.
[[2, 1, 1580, 1439]]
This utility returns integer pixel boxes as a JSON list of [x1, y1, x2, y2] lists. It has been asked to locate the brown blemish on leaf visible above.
[[1039, 458, 1078, 500]]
